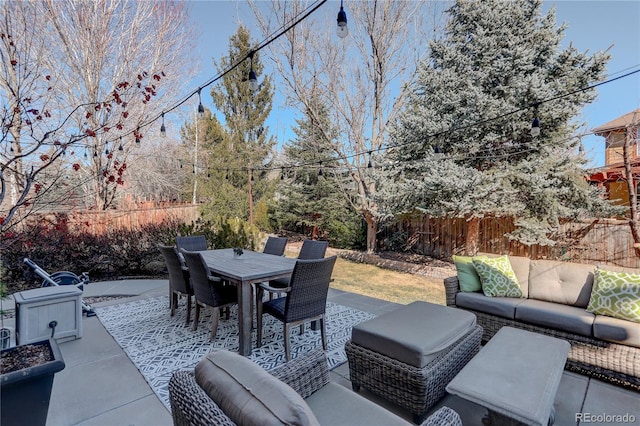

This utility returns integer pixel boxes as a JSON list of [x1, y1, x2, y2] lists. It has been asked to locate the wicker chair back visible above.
[[158, 244, 191, 294], [176, 235, 208, 252], [297, 240, 328, 260]]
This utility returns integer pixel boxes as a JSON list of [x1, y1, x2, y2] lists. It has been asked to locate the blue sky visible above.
[[185, 0, 640, 168]]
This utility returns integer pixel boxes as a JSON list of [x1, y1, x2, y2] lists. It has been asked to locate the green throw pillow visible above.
[[587, 268, 640, 323], [472, 255, 523, 298], [453, 255, 487, 292]]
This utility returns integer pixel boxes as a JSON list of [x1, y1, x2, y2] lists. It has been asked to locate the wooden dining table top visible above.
[[197, 248, 296, 283]]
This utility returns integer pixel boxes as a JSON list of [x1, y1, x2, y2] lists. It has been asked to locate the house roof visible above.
[[593, 108, 640, 135]]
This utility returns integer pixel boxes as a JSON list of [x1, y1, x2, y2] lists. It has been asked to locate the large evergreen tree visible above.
[[380, 0, 619, 253], [273, 100, 364, 248], [198, 25, 275, 223]]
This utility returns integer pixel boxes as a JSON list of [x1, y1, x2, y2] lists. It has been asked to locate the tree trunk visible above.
[[364, 211, 377, 253], [466, 216, 480, 255]]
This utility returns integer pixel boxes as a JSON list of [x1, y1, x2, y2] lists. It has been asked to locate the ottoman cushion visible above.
[[351, 301, 477, 368]]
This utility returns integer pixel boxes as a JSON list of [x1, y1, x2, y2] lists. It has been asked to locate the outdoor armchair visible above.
[[181, 249, 238, 341], [257, 255, 337, 361], [157, 244, 193, 324], [168, 348, 463, 426]]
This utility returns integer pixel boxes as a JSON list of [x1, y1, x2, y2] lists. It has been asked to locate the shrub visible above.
[[0, 215, 262, 294]]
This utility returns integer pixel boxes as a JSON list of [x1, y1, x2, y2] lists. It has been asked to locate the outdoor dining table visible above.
[[197, 248, 296, 356]]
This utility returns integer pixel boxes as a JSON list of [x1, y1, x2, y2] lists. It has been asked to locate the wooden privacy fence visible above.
[[380, 215, 640, 268], [35, 203, 200, 234]]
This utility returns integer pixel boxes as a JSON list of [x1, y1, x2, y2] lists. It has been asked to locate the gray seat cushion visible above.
[[195, 350, 319, 426], [351, 301, 477, 368], [305, 382, 410, 426], [515, 299, 595, 337], [528, 260, 595, 308], [456, 291, 526, 319], [593, 315, 640, 348]]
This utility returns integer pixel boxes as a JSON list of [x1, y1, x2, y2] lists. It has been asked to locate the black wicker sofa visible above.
[[444, 255, 640, 390]]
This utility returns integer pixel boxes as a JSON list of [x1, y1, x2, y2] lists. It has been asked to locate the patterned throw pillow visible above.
[[472, 255, 523, 298], [453, 255, 487, 292], [587, 268, 640, 323]]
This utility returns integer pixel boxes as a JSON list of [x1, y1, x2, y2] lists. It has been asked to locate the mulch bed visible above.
[[0, 342, 53, 373], [337, 249, 455, 279]]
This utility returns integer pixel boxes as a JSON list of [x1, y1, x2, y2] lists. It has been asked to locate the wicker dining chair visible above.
[[297, 240, 329, 260], [158, 244, 193, 324], [262, 239, 329, 302], [181, 249, 238, 341], [262, 236, 288, 256], [256, 255, 337, 361], [176, 235, 208, 252]]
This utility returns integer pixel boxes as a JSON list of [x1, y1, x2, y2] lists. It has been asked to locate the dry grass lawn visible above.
[[284, 246, 446, 306], [330, 257, 446, 306]]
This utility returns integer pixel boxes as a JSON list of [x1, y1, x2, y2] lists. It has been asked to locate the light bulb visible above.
[[337, 4, 348, 39]]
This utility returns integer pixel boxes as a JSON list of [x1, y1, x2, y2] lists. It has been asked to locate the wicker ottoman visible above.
[[345, 301, 482, 424]]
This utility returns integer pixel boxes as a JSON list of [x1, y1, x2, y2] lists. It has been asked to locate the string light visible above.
[[135, 127, 141, 144], [318, 161, 323, 176], [336, 0, 348, 38], [367, 151, 372, 168], [531, 117, 541, 137], [248, 53, 258, 92], [118, 137, 123, 151], [160, 112, 166, 137], [197, 88, 205, 117], [530, 104, 541, 137]]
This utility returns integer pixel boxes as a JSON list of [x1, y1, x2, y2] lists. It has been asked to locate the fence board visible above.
[[381, 215, 640, 268], [29, 204, 200, 235]]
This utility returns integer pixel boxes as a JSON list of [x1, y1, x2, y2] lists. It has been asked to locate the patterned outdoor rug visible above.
[[95, 295, 375, 411]]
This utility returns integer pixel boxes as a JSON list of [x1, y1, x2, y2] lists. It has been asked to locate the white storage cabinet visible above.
[[14, 286, 83, 344]]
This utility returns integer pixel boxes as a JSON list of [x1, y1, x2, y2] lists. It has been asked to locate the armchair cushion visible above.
[[305, 382, 409, 425], [195, 349, 320, 426]]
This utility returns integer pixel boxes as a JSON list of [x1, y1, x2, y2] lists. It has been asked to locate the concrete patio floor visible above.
[[5, 279, 638, 425]]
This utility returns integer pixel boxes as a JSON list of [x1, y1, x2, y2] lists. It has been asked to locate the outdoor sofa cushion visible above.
[[305, 382, 409, 425], [528, 260, 595, 307], [452, 255, 487, 292], [515, 299, 595, 337], [505, 255, 531, 298], [472, 255, 523, 298], [455, 291, 526, 319], [351, 301, 477, 368], [195, 349, 319, 426], [593, 315, 640, 348], [587, 268, 640, 323]]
